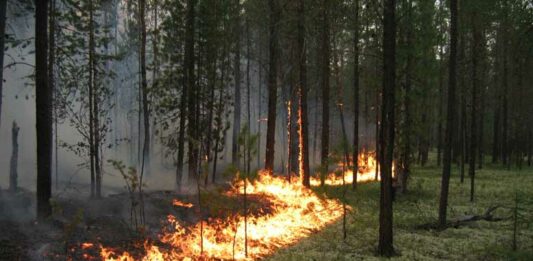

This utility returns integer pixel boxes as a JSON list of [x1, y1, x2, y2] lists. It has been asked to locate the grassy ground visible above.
[[268, 160, 533, 260]]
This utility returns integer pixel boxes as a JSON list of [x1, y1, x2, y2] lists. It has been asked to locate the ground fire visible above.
[[78, 151, 384, 260]]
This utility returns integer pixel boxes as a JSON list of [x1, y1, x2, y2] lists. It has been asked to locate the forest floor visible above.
[[1, 157, 532, 260], [268, 160, 533, 261]]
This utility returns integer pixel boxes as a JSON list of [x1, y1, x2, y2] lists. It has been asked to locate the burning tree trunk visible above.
[[352, 0, 360, 190], [264, 0, 279, 174], [378, 0, 396, 256], [9, 121, 19, 193], [320, 0, 330, 185], [36, 0, 52, 219], [438, 0, 458, 228], [232, 0, 241, 169]]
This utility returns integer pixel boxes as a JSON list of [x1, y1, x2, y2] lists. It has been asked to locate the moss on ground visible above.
[[268, 161, 533, 261]]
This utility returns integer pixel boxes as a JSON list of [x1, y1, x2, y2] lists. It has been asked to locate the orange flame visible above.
[[90, 171, 343, 260], [172, 199, 194, 208], [86, 151, 385, 261]]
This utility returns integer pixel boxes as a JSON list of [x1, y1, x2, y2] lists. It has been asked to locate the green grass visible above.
[[267, 162, 533, 260]]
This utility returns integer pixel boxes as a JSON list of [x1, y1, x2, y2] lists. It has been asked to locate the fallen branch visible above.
[[417, 205, 509, 230]]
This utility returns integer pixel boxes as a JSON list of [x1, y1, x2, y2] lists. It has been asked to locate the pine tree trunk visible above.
[[88, 0, 96, 198], [140, 0, 150, 178], [297, 0, 310, 187], [0, 0, 6, 129], [232, 0, 242, 169], [378, 0, 396, 256], [49, 0, 58, 190], [36, 0, 52, 219], [9, 122, 19, 193], [400, 0, 413, 194], [320, 0, 330, 184], [352, 0, 360, 190], [438, 0, 458, 228], [469, 12, 480, 203], [264, 0, 279, 173], [186, 0, 198, 182]]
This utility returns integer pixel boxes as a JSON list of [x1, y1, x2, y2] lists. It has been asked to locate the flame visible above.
[[84, 151, 384, 261], [172, 199, 194, 208], [310, 150, 391, 186], [88, 171, 344, 260]]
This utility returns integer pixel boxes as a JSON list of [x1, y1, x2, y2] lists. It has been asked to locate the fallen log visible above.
[[417, 205, 508, 230]]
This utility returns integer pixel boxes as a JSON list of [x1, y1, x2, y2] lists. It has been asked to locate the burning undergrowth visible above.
[[75, 152, 383, 260], [78, 172, 344, 260]]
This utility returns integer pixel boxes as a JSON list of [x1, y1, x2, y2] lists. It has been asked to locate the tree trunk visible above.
[[140, 0, 150, 178], [352, 0, 360, 190], [88, 0, 96, 198], [378, 0, 396, 256], [469, 12, 480, 202], [186, 0, 198, 182], [49, 0, 58, 190], [296, 0, 309, 187], [232, 0, 241, 168], [264, 0, 279, 173], [36, 0, 52, 219], [399, 0, 413, 194], [0, 0, 6, 128], [320, 0, 330, 184], [9, 121, 19, 193], [438, 0, 458, 228]]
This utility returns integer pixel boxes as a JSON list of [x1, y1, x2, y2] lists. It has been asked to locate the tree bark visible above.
[[140, 0, 150, 178], [264, 0, 279, 173], [232, 0, 241, 168], [297, 0, 310, 187], [469, 12, 480, 202], [36, 0, 52, 219], [352, 0, 360, 190], [186, 0, 198, 182], [378, 0, 396, 256], [438, 0, 458, 228], [320, 0, 330, 184], [9, 121, 19, 193], [0, 0, 6, 129]]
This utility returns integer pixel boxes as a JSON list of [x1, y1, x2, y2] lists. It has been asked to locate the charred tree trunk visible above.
[[297, 0, 310, 187], [438, 0, 458, 228], [378, 0, 396, 256], [36, 0, 52, 219], [320, 0, 330, 184], [9, 122, 19, 193], [352, 0, 360, 190], [232, 0, 241, 168], [264, 0, 279, 173]]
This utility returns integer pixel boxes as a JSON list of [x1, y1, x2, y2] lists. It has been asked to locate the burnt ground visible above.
[[0, 183, 275, 261]]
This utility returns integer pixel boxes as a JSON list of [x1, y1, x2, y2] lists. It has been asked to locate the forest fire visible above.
[[79, 151, 386, 260], [84, 171, 344, 260], [310, 150, 383, 186]]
